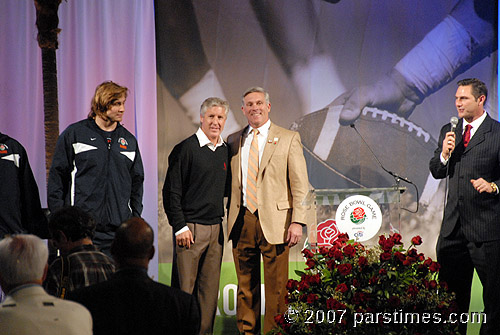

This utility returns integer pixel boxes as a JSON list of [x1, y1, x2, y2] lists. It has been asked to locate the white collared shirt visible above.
[[441, 112, 487, 164], [462, 111, 486, 139], [195, 128, 224, 151], [241, 119, 271, 208]]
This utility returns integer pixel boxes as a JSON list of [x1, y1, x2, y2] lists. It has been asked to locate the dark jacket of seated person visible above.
[[66, 217, 200, 335]]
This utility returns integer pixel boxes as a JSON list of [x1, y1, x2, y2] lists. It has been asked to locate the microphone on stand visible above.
[[350, 124, 412, 184], [349, 123, 418, 213]]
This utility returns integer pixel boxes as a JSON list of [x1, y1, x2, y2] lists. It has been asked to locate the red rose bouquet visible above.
[[271, 233, 459, 335]]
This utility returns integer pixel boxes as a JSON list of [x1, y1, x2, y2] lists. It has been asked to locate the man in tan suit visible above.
[[227, 87, 310, 334]]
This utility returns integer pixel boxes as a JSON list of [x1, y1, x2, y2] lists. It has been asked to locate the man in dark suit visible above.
[[227, 87, 312, 334], [67, 217, 200, 335], [429, 78, 500, 335]]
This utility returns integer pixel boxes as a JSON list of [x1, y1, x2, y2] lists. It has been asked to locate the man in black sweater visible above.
[[162, 97, 229, 335]]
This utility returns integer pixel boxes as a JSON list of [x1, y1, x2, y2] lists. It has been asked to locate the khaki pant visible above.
[[172, 223, 223, 335]]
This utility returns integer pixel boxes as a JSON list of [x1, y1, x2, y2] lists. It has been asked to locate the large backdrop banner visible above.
[[155, 0, 497, 333]]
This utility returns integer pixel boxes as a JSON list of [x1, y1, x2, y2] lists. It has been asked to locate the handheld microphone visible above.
[[450, 116, 458, 132]]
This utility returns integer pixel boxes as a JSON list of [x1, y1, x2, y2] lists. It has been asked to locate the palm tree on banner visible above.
[[34, 0, 62, 182]]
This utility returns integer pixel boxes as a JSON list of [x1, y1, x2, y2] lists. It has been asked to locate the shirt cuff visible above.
[[440, 153, 449, 165], [175, 226, 190, 236]]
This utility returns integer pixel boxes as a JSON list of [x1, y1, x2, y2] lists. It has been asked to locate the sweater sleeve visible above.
[[162, 143, 190, 233]]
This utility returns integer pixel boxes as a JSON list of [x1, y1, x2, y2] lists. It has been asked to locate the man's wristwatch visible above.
[[491, 182, 498, 194]]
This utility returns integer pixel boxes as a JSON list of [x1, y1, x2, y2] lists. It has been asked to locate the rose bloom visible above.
[[338, 233, 349, 243], [407, 284, 419, 296], [331, 249, 344, 261], [358, 256, 368, 267], [439, 281, 449, 291], [337, 263, 353, 276], [352, 278, 360, 287], [429, 261, 441, 272], [302, 248, 315, 259], [305, 259, 316, 270], [407, 248, 418, 257], [307, 293, 319, 304], [343, 244, 356, 257], [352, 292, 369, 305], [388, 295, 401, 307], [326, 297, 346, 310], [378, 235, 387, 246], [298, 281, 310, 291], [394, 251, 406, 263], [379, 268, 387, 276], [326, 259, 337, 271], [306, 273, 321, 286], [391, 233, 403, 244], [380, 252, 392, 261], [382, 239, 395, 252], [335, 283, 349, 293], [286, 279, 298, 291], [411, 235, 423, 245], [319, 246, 329, 256]]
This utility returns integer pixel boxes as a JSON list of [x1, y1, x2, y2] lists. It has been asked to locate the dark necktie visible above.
[[463, 124, 472, 148]]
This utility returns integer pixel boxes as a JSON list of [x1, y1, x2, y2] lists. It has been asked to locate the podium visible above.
[[304, 187, 406, 248]]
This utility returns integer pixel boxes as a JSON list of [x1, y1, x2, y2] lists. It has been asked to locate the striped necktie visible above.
[[246, 129, 259, 213]]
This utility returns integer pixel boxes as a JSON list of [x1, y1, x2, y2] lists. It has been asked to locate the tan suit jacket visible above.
[[227, 122, 311, 244], [0, 285, 92, 335]]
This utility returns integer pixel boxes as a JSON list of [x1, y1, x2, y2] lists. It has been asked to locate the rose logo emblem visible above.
[[350, 207, 366, 225], [317, 219, 340, 246]]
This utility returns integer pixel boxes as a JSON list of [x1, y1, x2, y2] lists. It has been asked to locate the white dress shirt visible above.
[[241, 119, 271, 208]]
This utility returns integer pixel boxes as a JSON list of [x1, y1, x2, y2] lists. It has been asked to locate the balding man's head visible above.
[[111, 217, 154, 268]]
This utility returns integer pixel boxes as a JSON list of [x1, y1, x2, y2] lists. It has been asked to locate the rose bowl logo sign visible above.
[[316, 219, 340, 247], [335, 195, 382, 242]]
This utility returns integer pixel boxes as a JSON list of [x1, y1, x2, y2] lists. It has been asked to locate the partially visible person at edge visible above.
[[429, 78, 500, 335], [0, 131, 48, 302], [47, 81, 144, 255], [0, 234, 92, 334], [0, 132, 48, 239], [163, 97, 229, 335], [44, 206, 115, 298], [226, 87, 311, 334]]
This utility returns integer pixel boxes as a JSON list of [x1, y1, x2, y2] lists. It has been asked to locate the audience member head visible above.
[[88, 80, 128, 119], [48, 206, 96, 254], [110, 217, 154, 269], [0, 235, 48, 293]]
